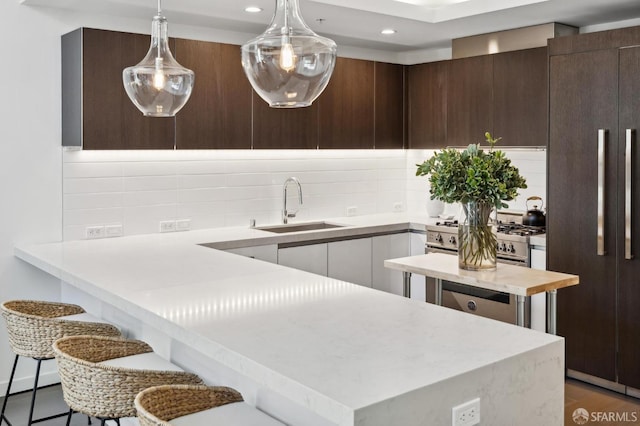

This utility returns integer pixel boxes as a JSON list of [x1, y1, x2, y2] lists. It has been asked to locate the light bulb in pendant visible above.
[[152, 58, 166, 90], [279, 41, 296, 72]]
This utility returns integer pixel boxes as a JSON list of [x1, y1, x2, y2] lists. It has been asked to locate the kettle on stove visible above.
[[522, 196, 545, 227]]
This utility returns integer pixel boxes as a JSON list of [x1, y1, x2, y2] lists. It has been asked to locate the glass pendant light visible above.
[[241, 0, 337, 108], [123, 0, 194, 117]]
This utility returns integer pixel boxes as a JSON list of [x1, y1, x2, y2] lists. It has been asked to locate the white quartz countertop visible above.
[[15, 213, 561, 425]]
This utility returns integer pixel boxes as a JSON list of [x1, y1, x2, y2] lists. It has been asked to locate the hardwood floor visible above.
[[2, 379, 640, 425], [565, 379, 640, 425]]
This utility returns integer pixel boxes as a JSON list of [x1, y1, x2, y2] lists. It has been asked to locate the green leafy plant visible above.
[[415, 132, 527, 208], [416, 133, 527, 270]]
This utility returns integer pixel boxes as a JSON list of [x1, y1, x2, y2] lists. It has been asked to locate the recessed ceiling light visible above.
[[381, 29, 397, 35], [245, 6, 263, 13]]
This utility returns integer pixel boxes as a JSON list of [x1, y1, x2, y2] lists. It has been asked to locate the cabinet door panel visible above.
[[175, 40, 251, 149], [493, 47, 547, 147], [252, 98, 319, 149], [318, 58, 374, 149], [375, 62, 404, 149], [278, 244, 327, 276], [372, 234, 409, 295], [407, 61, 448, 148], [447, 55, 493, 146], [548, 50, 618, 381], [617, 46, 640, 389], [328, 238, 372, 287], [82, 29, 175, 150]]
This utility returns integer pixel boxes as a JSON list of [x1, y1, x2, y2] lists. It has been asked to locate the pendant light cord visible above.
[[283, 0, 289, 36], [157, 0, 162, 16]]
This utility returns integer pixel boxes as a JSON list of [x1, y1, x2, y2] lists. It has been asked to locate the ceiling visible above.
[[21, 0, 640, 52]]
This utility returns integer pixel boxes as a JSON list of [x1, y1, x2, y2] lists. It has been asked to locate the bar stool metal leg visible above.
[[0, 355, 19, 426], [2, 355, 71, 426], [26, 358, 43, 426]]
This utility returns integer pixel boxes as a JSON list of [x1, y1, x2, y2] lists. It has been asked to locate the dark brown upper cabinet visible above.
[[446, 54, 494, 146], [174, 40, 252, 149], [407, 61, 448, 148], [252, 97, 319, 149], [62, 28, 175, 149], [374, 62, 405, 149], [318, 57, 375, 149], [493, 47, 548, 147]]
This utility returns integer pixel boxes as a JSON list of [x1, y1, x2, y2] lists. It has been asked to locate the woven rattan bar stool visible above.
[[0, 300, 121, 426], [53, 335, 204, 426], [135, 384, 285, 426]]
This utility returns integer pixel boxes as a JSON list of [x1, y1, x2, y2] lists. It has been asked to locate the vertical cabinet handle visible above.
[[597, 129, 607, 256], [625, 129, 634, 260]]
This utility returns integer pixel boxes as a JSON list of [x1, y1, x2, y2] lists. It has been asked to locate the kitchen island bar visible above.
[[14, 216, 564, 425]]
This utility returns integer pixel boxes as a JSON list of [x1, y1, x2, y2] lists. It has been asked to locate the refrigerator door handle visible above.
[[625, 129, 634, 260], [597, 129, 607, 256]]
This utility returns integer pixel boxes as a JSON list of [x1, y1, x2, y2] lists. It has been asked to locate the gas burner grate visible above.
[[496, 222, 546, 236]]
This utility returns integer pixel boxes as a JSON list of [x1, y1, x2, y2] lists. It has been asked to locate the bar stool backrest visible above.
[[53, 335, 204, 419], [1, 300, 121, 359], [135, 384, 244, 426]]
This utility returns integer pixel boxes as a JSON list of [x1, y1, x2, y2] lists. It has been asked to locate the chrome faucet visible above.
[[283, 177, 303, 224]]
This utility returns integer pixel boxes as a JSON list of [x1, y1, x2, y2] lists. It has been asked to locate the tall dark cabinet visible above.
[[548, 27, 640, 390]]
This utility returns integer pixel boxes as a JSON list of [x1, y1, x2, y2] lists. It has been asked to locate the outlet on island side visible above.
[[452, 398, 480, 426], [347, 206, 357, 217]]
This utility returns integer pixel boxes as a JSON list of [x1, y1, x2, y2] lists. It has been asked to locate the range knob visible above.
[[435, 233, 443, 243], [507, 244, 516, 254], [498, 243, 507, 252], [448, 236, 457, 245]]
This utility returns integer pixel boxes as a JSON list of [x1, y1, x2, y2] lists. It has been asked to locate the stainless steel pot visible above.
[[523, 196, 545, 227]]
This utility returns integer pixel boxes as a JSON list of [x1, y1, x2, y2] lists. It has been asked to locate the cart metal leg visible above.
[[546, 289, 558, 335], [516, 295, 527, 327], [403, 271, 412, 298], [434, 278, 443, 306]]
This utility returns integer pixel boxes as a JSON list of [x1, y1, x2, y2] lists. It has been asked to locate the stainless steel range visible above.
[[424, 213, 546, 325]]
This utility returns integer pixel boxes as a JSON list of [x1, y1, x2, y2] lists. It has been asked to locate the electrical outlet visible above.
[[347, 206, 357, 217], [176, 219, 191, 231], [452, 398, 480, 426], [393, 202, 404, 212], [86, 226, 105, 239], [105, 224, 123, 238], [159, 220, 176, 233]]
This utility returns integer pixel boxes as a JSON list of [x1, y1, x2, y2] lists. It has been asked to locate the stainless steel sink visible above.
[[256, 221, 345, 233]]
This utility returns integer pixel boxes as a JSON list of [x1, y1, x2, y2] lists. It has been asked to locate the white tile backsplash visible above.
[[62, 148, 546, 240]]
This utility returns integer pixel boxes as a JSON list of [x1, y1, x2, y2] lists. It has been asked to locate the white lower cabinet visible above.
[[328, 238, 372, 287], [372, 233, 410, 295], [225, 245, 278, 264], [278, 243, 328, 276], [266, 232, 425, 295]]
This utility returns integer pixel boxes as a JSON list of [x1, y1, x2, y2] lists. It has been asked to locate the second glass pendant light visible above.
[[241, 0, 337, 108]]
